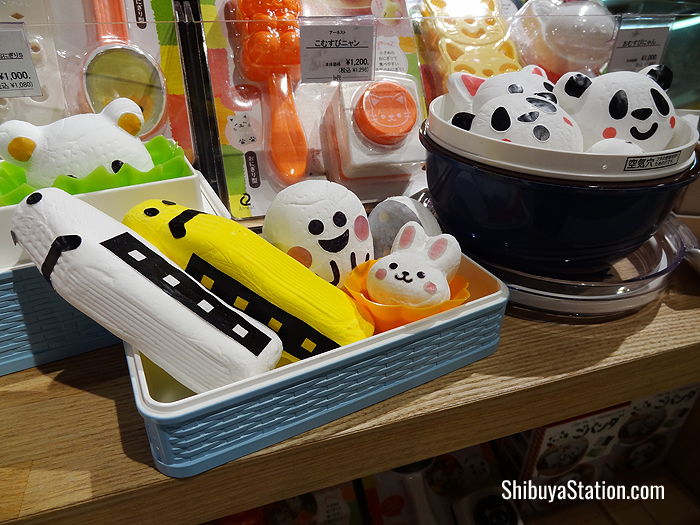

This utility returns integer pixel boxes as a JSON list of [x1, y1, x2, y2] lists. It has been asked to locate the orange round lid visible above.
[[353, 81, 417, 146]]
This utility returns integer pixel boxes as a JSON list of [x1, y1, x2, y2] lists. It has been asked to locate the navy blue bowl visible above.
[[420, 123, 700, 277]]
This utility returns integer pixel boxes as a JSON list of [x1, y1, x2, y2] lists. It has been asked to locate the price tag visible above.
[[0, 23, 42, 98], [300, 18, 375, 83], [607, 21, 670, 73]]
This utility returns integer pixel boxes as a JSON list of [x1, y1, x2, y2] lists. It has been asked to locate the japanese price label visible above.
[[0, 23, 42, 98], [607, 23, 670, 73], [300, 19, 376, 83]]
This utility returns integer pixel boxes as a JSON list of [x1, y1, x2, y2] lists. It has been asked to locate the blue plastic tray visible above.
[[125, 257, 508, 478], [0, 265, 119, 375]]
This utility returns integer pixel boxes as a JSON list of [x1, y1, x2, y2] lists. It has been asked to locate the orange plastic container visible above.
[[353, 80, 418, 146], [344, 259, 482, 333]]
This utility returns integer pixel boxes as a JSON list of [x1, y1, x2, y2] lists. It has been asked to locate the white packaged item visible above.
[[322, 71, 424, 181]]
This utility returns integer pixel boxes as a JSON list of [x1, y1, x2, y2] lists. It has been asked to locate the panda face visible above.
[[604, 85, 672, 142], [554, 68, 676, 152], [448, 65, 557, 114], [451, 93, 583, 152]]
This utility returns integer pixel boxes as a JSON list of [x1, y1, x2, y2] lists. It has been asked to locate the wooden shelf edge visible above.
[[5, 339, 700, 525], [3, 264, 699, 524]]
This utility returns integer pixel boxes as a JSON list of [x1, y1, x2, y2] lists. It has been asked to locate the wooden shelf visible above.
[[1, 263, 700, 524]]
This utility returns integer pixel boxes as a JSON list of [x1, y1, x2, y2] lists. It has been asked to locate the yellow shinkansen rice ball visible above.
[[123, 200, 375, 364]]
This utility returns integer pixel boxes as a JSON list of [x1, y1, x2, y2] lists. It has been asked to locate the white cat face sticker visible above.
[[225, 113, 261, 147]]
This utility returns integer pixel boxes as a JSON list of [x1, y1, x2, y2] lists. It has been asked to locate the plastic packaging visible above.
[[322, 71, 424, 181], [82, 0, 167, 136], [508, 0, 616, 81], [202, 0, 428, 218], [416, 0, 522, 102], [226, 0, 308, 185]]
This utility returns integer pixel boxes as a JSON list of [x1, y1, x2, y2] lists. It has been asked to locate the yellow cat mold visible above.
[[123, 200, 375, 364]]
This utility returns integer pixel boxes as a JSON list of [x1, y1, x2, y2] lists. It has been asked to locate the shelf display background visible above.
[[0, 1, 699, 521], [0, 1, 193, 165]]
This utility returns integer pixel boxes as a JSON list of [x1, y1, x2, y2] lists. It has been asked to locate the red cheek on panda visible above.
[[563, 117, 573, 127], [354, 215, 369, 241], [375, 268, 387, 280], [603, 127, 617, 139], [670, 116, 676, 129], [287, 246, 312, 268], [502, 138, 512, 142], [424, 282, 437, 295]]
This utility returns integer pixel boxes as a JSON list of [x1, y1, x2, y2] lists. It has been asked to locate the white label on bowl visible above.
[[624, 151, 682, 171]]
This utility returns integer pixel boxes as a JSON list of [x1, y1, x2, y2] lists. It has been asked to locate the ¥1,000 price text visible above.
[[0, 70, 31, 81]]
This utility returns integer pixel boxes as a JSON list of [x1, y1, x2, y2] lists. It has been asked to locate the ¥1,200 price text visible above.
[[345, 57, 368, 66]]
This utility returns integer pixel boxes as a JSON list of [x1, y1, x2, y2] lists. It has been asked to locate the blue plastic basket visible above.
[[0, 265, 120, 375], [125, 258, 508, 478]]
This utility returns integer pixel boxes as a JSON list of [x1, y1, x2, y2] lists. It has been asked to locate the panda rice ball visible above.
[[452, 93, 584, 152]]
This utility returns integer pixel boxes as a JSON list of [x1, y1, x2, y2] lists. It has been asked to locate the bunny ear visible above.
[[397, 223, 416, 249], [425, 233, 462, 280], [428, 238, 448, 260], [392, 221, 427, 253]]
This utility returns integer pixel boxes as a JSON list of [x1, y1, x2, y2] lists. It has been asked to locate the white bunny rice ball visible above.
[[366, 221, 461, 308]]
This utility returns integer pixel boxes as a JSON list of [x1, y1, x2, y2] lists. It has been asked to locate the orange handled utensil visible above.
[[234, 0, 308, 184], [92, 0, 130, 43], [83, 0, 166, 136]]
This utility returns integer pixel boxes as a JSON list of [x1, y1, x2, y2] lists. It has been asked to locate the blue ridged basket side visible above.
[[138, 299, 506, 478], [0, 266, 120, 375]]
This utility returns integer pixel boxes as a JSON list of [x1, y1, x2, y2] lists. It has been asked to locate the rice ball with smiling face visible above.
[[262, 180, 373, 287], [366, 222, 461, 308], [554, 65, 676, 151]]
